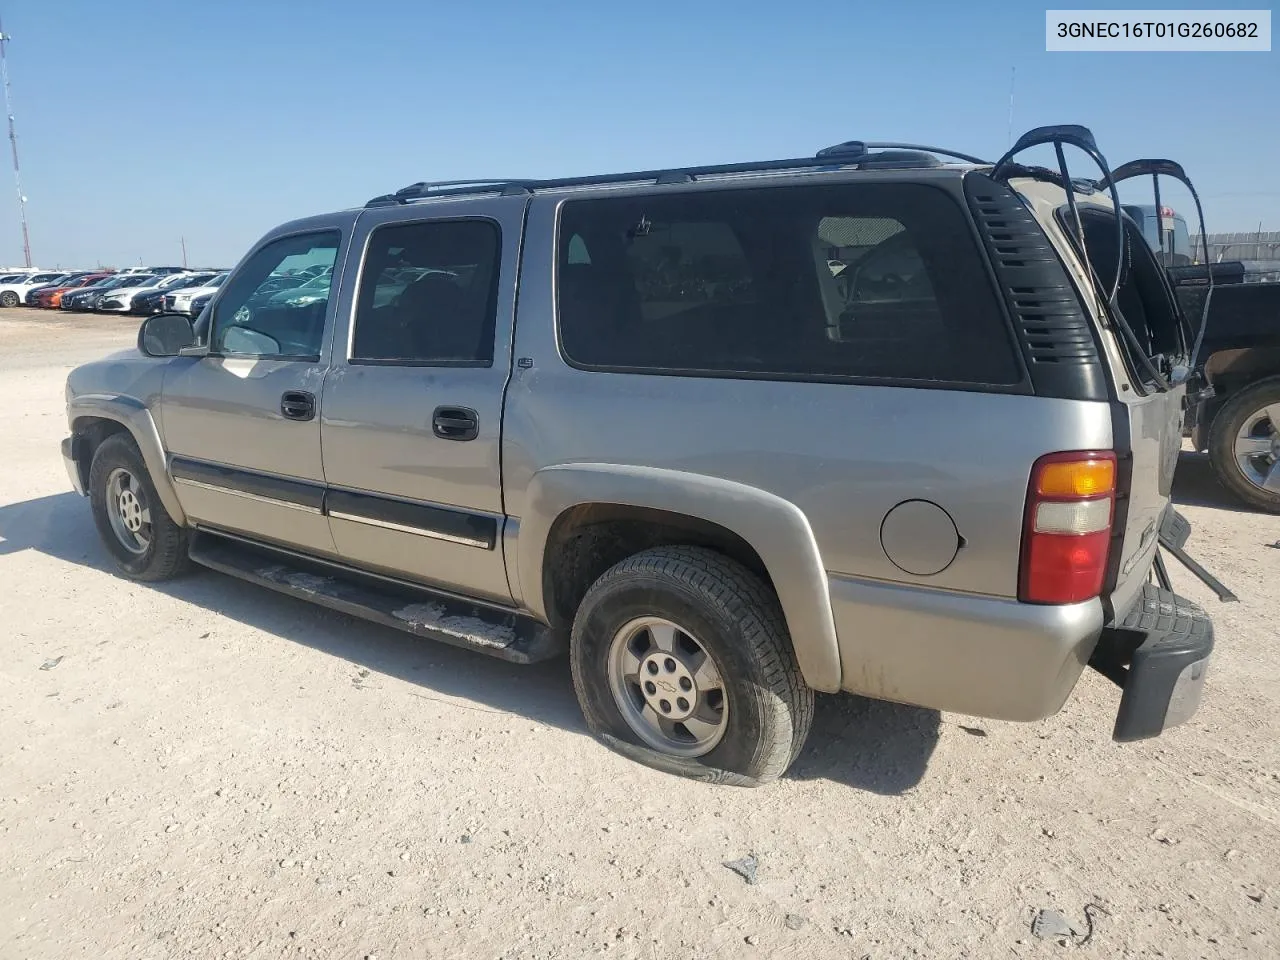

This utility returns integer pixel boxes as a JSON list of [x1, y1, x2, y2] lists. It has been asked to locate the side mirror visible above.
[[138, 313, 196, 357]]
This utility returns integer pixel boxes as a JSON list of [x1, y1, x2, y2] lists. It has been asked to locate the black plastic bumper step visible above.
[[1090, 584, 1214, 742], [188, 530, 565, 664]]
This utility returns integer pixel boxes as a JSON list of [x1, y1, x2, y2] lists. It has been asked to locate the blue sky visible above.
[[0, 0, 1276, 268]]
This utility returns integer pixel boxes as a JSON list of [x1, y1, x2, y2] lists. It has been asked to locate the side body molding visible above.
[[68, 393, 188, 527], [517, 463, 842, 693]]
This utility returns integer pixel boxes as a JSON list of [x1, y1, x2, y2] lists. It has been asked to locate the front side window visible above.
[[350, 219, 500, 365], [556, 183, 1021, 385], [210, 231, 340, 358]]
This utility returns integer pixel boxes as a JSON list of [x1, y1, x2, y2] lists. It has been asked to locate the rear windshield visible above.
[[1123, 206, 1194, 267], [556, 182, 1022, 386]]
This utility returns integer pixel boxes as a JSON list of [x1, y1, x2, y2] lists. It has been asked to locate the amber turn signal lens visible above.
[[1036, 458, 1115, 498]]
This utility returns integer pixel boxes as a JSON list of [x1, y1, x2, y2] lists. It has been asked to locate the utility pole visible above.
[[0, 18, 31, 268], [180, 235, 188, 268]]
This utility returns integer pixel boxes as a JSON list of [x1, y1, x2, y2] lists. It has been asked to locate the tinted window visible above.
[[210, 231, 340, 358], [556, 183, 1021, 385], [351, 219, 500, 365]]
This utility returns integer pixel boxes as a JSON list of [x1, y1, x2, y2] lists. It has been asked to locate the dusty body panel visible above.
[[66, 351, 187, 526]]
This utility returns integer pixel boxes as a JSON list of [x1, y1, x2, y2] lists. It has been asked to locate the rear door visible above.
[[318, 196, 526, 604]]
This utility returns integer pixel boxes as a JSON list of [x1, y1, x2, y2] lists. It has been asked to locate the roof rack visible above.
[[365, 140, 991, 207]]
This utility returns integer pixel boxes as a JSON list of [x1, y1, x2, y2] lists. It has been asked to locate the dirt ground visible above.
[[1, 306, 1277, 960]]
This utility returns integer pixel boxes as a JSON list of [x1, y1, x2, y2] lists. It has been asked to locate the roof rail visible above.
[[365, 140, 990, 207]]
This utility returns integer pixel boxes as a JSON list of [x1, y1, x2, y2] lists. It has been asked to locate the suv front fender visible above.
[[68, 394, 187, 527], [519, 463, 842, 693]]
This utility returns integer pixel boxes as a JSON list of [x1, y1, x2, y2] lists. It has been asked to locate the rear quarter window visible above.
[[555, 182, 1022, 386]]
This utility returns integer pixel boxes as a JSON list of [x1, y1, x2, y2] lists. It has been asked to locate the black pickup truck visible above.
[[1172, 261, 1280, 512]]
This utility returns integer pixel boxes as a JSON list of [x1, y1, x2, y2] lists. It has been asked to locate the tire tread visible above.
[[570, 545, 812, 785], [89, 433, 190, 581], [1207, 375, 1280, 513]]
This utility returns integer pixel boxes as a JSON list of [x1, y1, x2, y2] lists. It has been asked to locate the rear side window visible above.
[[556, 183, 1021, 385], [351, 219, 500, 365]]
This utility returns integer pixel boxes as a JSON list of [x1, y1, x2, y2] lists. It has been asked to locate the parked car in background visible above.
[[115, 266, 189, 277], [252, 273, 309, 297], [96, 273, 196, 314], [0, 272, 72, 307], [1123, 204, 1194, 267], [163, 273, 228, 315], [262, 271, 331, 308], [186, 290, 215, 321], [1171, 260, 1280, 512], [131, 273, 219, 316], [29, 273, 116, 309], [62, 274, 157, 312], [185, 291, 215, 325], [23, 272, 102, 305]]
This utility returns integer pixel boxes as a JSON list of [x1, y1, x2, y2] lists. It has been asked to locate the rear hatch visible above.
[[980, 128, 1199, 620], [1033, 189, 1192, 620]]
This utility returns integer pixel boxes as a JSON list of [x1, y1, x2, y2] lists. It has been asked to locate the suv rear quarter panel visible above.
[[505, 180, 1116, 704]]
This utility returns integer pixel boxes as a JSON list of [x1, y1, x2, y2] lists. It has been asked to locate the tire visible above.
[[88, 432, 191, 580], [0, 290, 18, 308], [1207, 376, 1280, 513], [570, 546, 813, 786]]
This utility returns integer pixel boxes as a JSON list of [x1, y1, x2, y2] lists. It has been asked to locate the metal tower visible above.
[[0, 18, 32, 268]]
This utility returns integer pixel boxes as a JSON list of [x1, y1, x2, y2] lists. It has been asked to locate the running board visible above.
[[188, 530, 565, 664]]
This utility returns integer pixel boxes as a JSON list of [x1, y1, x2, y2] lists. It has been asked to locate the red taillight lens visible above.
[[1019, 451, 1116, 605]]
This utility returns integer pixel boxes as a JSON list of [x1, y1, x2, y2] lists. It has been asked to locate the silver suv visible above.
[[63, 125, 1217, 785]]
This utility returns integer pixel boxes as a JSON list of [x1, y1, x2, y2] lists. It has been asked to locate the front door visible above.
[[319, 198, 525, 603], [161, 228, 345, 556]]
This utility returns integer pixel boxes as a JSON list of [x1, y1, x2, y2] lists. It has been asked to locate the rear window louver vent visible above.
[[964, 172, 1108, 401]]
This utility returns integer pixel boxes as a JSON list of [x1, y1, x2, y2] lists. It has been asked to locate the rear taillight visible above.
[[1019, 451, 1117, 605]]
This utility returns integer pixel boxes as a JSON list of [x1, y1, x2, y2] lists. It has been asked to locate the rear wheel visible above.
[[1208, 377, 1280, 513], [0, 290, 19, 308], [89, 433, 191, 580], [570, 546, 813, 786]]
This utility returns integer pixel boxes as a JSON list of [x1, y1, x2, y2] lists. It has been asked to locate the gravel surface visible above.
[[1, 307, 1278, 959]]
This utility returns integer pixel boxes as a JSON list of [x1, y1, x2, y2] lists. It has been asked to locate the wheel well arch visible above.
[[68, 416, 130, 489], [1197, 349, 1280, 448], [540, 502, 774, 637], [1203, 346, 1280, 396]]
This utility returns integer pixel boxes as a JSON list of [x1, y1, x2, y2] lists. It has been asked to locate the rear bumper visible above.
[[828, 574, 1103, 722], [828, 570, 1212, 740], [1090, 585, 1213, 741]]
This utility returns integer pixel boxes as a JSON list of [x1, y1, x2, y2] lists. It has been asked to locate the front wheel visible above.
[[0, 290, 19, 308], [88, 433, 191, 580], [1207, 377, 1280, 513], [570, 546, 813, 786]]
